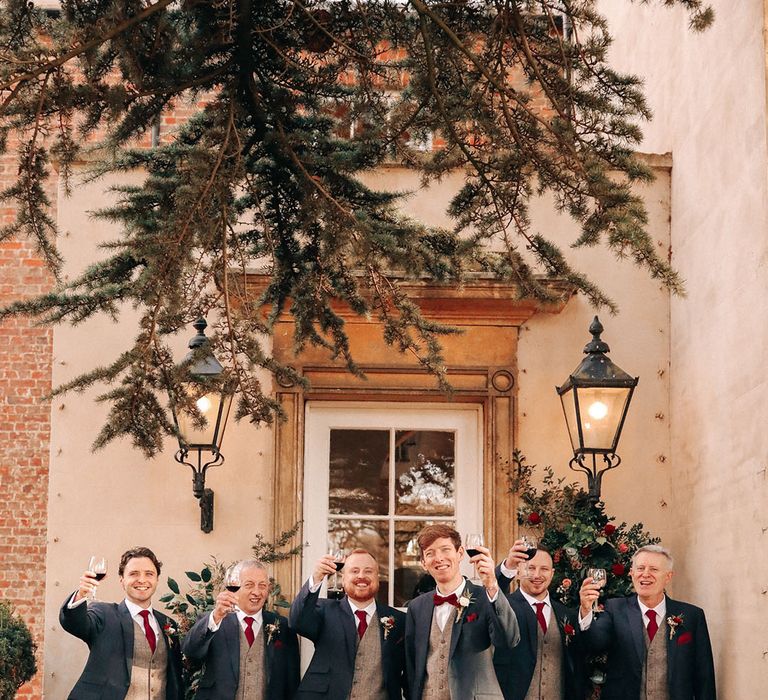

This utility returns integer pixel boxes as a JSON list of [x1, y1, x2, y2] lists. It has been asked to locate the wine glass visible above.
[[327, 547, 345, 599], [588, 568, 607, 614], [224, 563, 242, 594], [464, 533, 484, 583], [87, 556, 108, 601], [521, 535, 538, 560]]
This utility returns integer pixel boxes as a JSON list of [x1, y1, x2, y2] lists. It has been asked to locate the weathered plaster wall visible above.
[[602, 0, 768, 693]]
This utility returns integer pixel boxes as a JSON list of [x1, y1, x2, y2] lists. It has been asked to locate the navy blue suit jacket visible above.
[[288, 581, 407, 699], [583, 594, 716, 700], [182, 608, 299, 699], [59, 594, 184, 700]]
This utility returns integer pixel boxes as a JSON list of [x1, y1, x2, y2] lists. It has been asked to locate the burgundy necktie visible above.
[[244, 616, 255, 647], [646, 609, 658, 641], [433, 592, 459, 607], [138, 610, 156, 654], [355, 609, 368, 639], [533, 602, 547, 634]]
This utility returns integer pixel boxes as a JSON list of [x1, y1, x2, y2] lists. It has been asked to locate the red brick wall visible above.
[[0, 153, 55, 698]]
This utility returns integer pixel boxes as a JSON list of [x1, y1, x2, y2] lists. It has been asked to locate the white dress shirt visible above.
[[208, 607, 263, 636], [519, 589, 553, 627], [433, 580, 468, 631]]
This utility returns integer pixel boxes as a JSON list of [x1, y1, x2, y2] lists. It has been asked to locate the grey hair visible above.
[[238, 559, 268, 573], [631, 545, 674, 570]]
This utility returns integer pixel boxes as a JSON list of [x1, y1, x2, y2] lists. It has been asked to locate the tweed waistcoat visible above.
[[523, 612, 564, 700], [125, 621, 167, 700], [421, 608, 454, 700], [235, 623, 267, 700], [642, 618, 670, 700], [349, 614, 387, 700]]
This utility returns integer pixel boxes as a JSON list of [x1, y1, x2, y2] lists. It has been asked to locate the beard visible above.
[[344, 578, 379, 602]]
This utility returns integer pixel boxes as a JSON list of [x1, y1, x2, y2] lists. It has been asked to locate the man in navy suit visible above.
[[59, 546, 184, 700], [579, 544, 716, 700], [405, 524, 520, 700], [493, 541, 586, 700], [289, 548, 407, 699], [182, 559, 299, 699]]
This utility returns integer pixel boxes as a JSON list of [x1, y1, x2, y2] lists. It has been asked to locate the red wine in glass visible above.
[[226, 584, 241, 593], [465, 548, 482, 558], [334, 561, 345, 572], [93, 572, 107, 582], [521, 535, 538, 560]]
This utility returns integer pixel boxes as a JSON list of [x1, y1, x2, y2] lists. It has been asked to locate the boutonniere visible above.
[[455, 591, 474, 623], [265, 620, 280, 645], [561, 619, 575, 646], [380, 616, 395, 640], [163, 622, 179, 645], [667, 614, 684, 640]]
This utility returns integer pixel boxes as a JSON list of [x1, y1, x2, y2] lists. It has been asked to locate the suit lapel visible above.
[[665, 596, 680, 683], [375, 603, 391, 680], [262, 610, 275, 689], [449, 579, 472, 659], [338, 598, 358, 665], [551, 600, 575, 674], [624, 595, 646, 667], [415, 593, 435, 681], [512, 590, 539, 654], [223, 613, 240, 679], [118, 602, 134, 680]]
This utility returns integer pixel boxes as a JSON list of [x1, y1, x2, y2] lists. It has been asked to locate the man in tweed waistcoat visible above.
[[182, 559, 299, 699], [405, 524, 520, 700], [289, 549, 407, 699], [493, 541, 587, 700], [579, 545, 716, 700], [59, 546, 184, 700]]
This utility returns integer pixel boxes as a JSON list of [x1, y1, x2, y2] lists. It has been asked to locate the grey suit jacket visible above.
[[59, 594, 184, 700], [182, 608, 299, 699], [583, 594, 716, 700], [405, 579, 520, 700], [288, 581, 407, 700]]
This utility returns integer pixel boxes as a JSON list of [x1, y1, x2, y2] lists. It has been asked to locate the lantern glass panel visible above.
[[559, 387, 580, 453], [575, 386, 631, 451], [176, 389, 232, 450]]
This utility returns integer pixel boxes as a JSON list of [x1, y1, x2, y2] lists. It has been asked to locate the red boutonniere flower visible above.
[[667, 614, 684, 639], [561, 619, 576, 646], [465, 612, 478, 623], [380, 616, 395, 640]]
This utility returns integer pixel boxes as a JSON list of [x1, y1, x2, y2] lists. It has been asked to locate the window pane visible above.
[[395, 430, 455, 516], [393, 519, 453, 607], [329, 429, 389, 515], [328, 518, 390, 606]]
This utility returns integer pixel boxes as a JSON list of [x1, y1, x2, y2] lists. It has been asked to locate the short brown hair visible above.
[[119, 547, 162, 577], [417, 524, 461, 557]]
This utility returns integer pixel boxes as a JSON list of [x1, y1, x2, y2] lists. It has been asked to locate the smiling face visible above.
[[120, 557, 159, 608], [420, 536, 464, 592], [630, 551, 673, 607], [520, 550, 554, 600], [342, 551, 380, 605], [237, 565, 270, 615]]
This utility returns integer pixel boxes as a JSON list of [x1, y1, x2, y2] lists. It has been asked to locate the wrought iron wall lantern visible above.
[[556, 316, 638, 503], [170, 318, 233, 532]]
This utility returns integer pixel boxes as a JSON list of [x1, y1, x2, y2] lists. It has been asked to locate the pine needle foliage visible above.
[[0, 1, 712, 455]]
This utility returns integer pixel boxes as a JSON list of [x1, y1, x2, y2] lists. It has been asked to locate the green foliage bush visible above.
[[0, 601, 37, 699]]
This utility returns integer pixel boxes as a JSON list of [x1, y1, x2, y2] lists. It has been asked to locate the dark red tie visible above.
[[646, 609, 658, 641], [244, 616, 255, 647], [138, 610, 156, 654], [355, 609, 368, 639], [533, 602, 547, 634], [433, 592, 459, 607]]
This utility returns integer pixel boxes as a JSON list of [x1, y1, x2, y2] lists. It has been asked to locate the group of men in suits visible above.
[[61, 533, 716, 700]]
